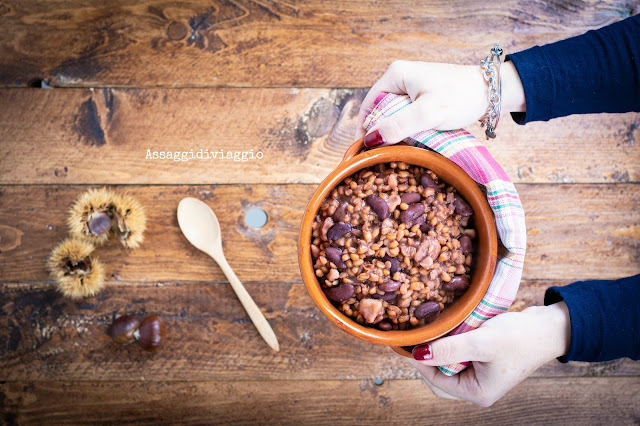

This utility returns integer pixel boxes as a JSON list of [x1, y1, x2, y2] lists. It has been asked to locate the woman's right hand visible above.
[[355, 60, 525, 147]]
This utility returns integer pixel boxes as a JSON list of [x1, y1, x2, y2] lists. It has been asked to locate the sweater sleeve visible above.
[[506, 15, 640, 124], [544, 274, 640, 363]]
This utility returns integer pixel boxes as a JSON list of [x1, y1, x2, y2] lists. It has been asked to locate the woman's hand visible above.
[[356, 60, 525, 147], [409, 302, 571, 407]]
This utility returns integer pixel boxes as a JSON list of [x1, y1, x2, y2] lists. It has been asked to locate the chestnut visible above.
[[68, 188, 115, 246], [135, 315, 165, 351], [88, 211, 112, 236], [47, 237, 105, 299], [107, 315, 140, 344], [68, 188, 147, 248]]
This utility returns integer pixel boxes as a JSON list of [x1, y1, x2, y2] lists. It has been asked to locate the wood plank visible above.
[[0, 1, 635, 87], [2, 281, 638, 381], [0, 88, 638, 185], [0, 184, 638, 283], [2, 378, 639, 424]]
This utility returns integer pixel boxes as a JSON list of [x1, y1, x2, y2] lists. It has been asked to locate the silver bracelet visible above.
[[479, 43, 503, 139]]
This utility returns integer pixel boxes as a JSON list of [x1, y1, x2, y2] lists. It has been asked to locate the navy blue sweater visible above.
[[507, 15, 640, 363], [508, 14, 640, 124]]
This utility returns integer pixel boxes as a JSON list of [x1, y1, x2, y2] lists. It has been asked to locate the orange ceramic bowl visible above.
[[298, 138, 497, 357]]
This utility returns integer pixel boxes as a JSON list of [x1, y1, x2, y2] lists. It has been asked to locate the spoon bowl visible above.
[[177, 197, 280, 352], [177, 197, 223, 258]]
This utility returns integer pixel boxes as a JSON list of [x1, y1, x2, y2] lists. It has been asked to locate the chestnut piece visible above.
[[88, 211, 112, 236], [135, 315, 166, 352], [107, 315, 141, 344]]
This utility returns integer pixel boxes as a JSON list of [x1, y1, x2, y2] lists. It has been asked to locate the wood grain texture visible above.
[[1, 1, 638, 421], [3, 378, 640, 424], [0, 88, 638, 185], [2, 280, 638, 381], [0, 1, 636, 87], [0, 184, 638, 283]]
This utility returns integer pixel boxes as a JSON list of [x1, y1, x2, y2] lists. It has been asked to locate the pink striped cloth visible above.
[[363, 93, 527, 376]]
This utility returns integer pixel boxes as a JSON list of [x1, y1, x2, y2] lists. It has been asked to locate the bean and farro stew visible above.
[[310, 161, 476, 330]]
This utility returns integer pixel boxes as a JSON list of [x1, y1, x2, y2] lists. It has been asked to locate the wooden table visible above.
[[1, 1, 638, 423]]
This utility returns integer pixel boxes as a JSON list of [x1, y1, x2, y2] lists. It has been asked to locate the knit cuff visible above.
[[544, 275, 640, 363], [506, 47, 556, 125]]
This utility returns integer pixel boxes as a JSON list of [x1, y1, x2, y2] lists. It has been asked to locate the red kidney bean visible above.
[[421, 174, 440, 193], [400, 203, 425, 224], [400, 192, 421, 204], [408, 215, 425, 229], [365, 194, 389, 220], [414, 301, 441, 321], [378, 320, 392, 331], [379, 280, 401, 292], [325, 247, 346, 269], [442, 275, 470, 292], [409, 214, 432, 233], [459, 235, 472, 254], [320, 217, 334, 241], [327, 222, 352, 241], [371, 292, 397, 302], [453, 196, 473, 217], [333, 201, 348, 222], [327, 283, 355, 302], [420, 221, 433, 233], [382, 255, 400, 274]]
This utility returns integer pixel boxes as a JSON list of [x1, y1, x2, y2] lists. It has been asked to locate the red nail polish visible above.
[[412, 344, 432, 360], [364, 130, 384, 148]]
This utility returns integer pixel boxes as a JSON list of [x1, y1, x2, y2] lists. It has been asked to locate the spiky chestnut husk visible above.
[[47, 238, 105, 299], [110, 192, 147, 249], [68, 187, 116, 246]]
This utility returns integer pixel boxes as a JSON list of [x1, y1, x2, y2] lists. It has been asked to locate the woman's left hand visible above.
[[409, 302, 571, 406]]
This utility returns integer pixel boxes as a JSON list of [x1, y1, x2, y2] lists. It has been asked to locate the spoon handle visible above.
[[215, 255, 280, 352]]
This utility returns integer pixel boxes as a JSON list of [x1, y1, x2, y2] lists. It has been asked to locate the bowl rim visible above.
[[298, 143, 498, 347]]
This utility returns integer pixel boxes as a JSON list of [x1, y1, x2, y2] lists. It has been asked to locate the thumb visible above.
[[412, 329, 494, 366], [363, 98, 443, 148]]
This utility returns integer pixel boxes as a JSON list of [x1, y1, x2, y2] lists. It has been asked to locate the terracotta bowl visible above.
[[298, 138, 498, 357]]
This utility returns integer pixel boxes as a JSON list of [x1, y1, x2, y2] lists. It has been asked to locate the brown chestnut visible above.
[[135, 315, 165, 352], [107, 315, 140, 344], [88, 211, 112, 236]]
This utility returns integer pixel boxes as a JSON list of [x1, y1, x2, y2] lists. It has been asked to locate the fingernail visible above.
[[364, 130, 385, 148], [412, 344, 432, 361]]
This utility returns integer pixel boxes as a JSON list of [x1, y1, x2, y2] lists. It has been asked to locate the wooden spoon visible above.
[[177, 197, 280, 352]]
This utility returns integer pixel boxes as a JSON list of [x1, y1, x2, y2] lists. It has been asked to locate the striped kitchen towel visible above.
[[363, 92, 527, 376]]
